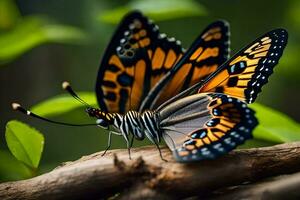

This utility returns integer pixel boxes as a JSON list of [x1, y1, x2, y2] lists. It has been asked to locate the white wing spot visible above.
[[120, 38, 126, 44]]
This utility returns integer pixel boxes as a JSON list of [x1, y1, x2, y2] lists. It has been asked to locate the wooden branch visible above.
[[1, 142, 300, 200], [210, 171, 300, 200]]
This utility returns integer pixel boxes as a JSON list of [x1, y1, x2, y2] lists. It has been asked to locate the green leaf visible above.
[[31, 92, 97, 117], [0, 17, 86, 64], [238, 139, 276, 149], [0, 150, 33, 182], [99, 0, 207, 24], [5, 120, 44, 169], [42, 24, 86, 43], [250, 103, 300, 143]]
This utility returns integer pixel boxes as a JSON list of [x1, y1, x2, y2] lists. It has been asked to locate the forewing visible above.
[[140, 20, 230, 111], [96, 11, 184, 114], [159, 93, 257, 162], [199, 29, 288, 103]]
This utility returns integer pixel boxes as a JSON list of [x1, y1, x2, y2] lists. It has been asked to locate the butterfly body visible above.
[[86, 92, 257, 162]]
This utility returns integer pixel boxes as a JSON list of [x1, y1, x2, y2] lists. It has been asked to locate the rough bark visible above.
[[209, 172, 300, 200], [1, 142, 300, 200]]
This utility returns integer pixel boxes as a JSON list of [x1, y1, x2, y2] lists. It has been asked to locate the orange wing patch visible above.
[[152, 47, 166, 70], [192, 47, 219, 62], [202, 27, 222, 41], [101, 55, 147, 112], [155, 62, 191, 104], [151, 47, 183, 88]]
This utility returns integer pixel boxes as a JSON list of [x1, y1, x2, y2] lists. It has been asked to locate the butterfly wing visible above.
[[96, 11, 184, 114], [139, 20, 230, 111], [198, 29, 288, 103], [159, 93, 257, 162]]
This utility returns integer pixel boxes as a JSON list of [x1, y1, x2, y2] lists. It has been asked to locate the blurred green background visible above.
[[1, 0, 300, 181]]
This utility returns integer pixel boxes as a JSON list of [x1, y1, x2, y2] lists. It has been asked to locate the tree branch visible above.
[[1, 142, 300, 200], [210, 172, 300, 200]]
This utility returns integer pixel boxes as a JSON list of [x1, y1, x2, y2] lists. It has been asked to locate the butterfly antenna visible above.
[[11, 103, 98, 127], [62, 81, 91, 107]]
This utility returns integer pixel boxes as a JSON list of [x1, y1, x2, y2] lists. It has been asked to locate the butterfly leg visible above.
[[127, 140, 132, 160], [101, 131, 113, 156], [130, 135, 134, 148], [154, 142, 168, 162], [124, 135, 134, 160]]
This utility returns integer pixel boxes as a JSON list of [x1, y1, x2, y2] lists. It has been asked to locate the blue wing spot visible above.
[[191, 129, 208, 139], [228, 61, 247, 75], [213, 108, 222, 116], [206, 118, 220, 127], [117, 73, 134, 87]]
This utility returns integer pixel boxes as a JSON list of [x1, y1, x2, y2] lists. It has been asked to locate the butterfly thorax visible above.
[[111, 110, 162, 145], [89, 108, 161, 144]]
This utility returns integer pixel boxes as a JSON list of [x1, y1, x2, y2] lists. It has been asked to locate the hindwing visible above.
[[159, 93, 257, 162]]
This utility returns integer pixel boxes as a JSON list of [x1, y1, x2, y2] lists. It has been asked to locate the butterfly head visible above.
[[85, 107, 111, 129], [85, 107, 98, 117]]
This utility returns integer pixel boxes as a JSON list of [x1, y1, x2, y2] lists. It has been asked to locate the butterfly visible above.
[[13, 11, 288, 162]]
